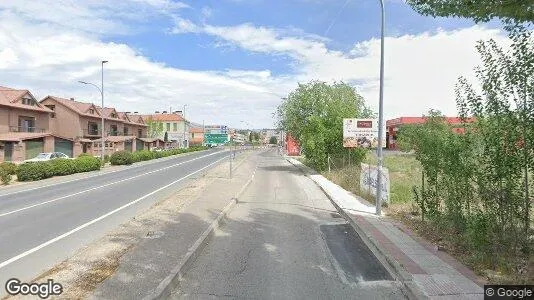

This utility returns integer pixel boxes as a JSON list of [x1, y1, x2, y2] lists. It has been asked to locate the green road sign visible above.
[[204, 133, 228, 145]]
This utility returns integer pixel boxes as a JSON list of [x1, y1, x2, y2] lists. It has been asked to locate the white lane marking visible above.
[[0, 150, 215, 197], [0, 155, 229, 270], [0, 151, 227, 218]]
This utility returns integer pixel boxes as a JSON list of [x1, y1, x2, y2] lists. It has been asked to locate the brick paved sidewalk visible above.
[[286, 157, 485, 300]]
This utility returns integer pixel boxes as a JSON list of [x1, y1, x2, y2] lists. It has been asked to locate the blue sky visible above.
[[0, 0, 508, 128]]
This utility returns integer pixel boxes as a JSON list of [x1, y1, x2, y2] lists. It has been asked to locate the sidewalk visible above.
[[86, 151, 258, 299], [286, 157, 484, 300]]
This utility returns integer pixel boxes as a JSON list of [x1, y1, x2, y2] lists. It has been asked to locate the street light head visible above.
[[78, 81, 88, 84], [102, 60, 108, 64]]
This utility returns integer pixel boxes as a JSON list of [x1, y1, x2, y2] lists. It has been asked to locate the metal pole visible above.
[[375, 0, 385, 216], [183, 105, 187, 148], [101, 61, 107, 162]]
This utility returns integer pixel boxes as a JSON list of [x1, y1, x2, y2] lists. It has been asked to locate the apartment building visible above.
[[40, 96, 149, 157], [140, 112, 189, 148], [0, 86, 73, 161]]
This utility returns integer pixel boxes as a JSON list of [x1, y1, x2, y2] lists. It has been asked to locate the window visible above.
[[45, 105, 56, 118], [88, 122, 99, 135], [166, 123, 171, 131], [22, 97, 35, 106], [138, 129, 142, 137], [173, 123, 177, 131], [158, 123, 163, 130], [89, 108, 94, 114], [110, 125, 118, 136], [123, 127, 129, 136], [18, 116, 35, 132]]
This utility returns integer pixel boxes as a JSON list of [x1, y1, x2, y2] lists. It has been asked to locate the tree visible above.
[[276, 81, 374, 171], [406, 0, 533, 24], [269, 136, 278, 144], [146, 117, 164, 138]]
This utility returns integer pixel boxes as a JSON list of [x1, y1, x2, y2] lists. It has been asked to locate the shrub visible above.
[[0, 168, 11, 185], [78, 153, 90, 158], [110, 150, 134, 165], [104, 154, 110, 163], [49, 159, 76, 176], [16, 162, 54, 181], [132, 150, 154, 162], [74, 156, 101, 172], [0, 162, 17, 175]]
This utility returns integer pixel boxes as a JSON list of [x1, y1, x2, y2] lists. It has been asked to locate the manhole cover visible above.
[[144, 230, 165, 239]]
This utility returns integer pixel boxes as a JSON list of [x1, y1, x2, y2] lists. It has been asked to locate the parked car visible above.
[[151, 147, 164, 152], [23, 152, 72, 163]]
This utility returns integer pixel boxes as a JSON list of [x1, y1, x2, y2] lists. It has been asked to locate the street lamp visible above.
[[183, 104, 188, 148], [375, 0, 385, 216], [79, 60, 108, 162]]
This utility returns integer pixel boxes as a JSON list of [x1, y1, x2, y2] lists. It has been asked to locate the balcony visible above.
[[83, 128, 101, 137], [9, 126, 47, 133]]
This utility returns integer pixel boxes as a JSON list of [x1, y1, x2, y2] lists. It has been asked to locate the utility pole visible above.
[[375, 0, 386, 216]]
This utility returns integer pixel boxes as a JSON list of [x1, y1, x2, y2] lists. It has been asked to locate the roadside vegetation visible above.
[[0, 146, 209, 184], [278, 24, 533, 284]]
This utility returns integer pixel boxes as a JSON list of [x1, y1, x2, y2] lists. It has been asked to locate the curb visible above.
[[284, 157, 427, 300], [144, 157, 258, 300]]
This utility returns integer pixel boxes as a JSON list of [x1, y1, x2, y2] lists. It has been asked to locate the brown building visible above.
[[189, 127, 204, 145], [0, 86, 75, 162], [40, 96, 149, 157]]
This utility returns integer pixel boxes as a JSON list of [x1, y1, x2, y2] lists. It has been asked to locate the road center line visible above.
[[0, 151, 227, 218], [0, 154, 229, 270]]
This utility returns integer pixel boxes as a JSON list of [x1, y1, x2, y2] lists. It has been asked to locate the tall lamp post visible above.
[[79, 60, 108, 161], [375, 0, 385, 216], [183, 104, 188, 149]]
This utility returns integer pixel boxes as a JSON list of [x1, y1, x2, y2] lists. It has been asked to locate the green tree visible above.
[[406, 0, 533, 23], [269, 136, 278, 144], [146, 117, 164, 138], [276, 81, 374, 171]]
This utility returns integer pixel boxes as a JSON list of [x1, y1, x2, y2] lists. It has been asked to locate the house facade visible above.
[[40, 96, 148, 157], [140, 112, 189, 148], [0, 86, 74, 162], [189, 127, 204, 145]]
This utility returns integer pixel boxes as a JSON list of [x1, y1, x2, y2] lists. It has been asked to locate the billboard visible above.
[[343, 118, 386, 148], [360, 163, 390, 204]]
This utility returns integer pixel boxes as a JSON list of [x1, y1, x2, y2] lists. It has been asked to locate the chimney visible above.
[[174, 110, 183, 116], [70, 98, 74, 101], [125, 111, 131, 114], [133, 112, 138, 114], [162, 111, 168, 114], [155, 111, 160, 113]]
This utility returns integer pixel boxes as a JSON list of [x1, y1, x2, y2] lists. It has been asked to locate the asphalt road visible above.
[[0, 148, 229, 296], [171, 150, 405, 299]]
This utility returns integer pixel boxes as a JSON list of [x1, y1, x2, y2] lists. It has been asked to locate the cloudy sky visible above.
[[0, 0, 508, 128]]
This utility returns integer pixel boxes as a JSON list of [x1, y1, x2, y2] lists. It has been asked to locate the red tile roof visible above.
[[0, 86, 53, 113], [140, 114, 185, 122], [0, 132, 53, 142]]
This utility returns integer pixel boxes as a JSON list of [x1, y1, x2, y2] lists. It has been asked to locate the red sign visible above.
[[357, 121, 373, 128]]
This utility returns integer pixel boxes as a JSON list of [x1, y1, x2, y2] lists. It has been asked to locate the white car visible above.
[[24, 152, 71, 163]]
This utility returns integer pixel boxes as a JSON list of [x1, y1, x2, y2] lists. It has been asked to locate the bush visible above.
[[104, 154, 110, 163], [16, 162, 54, 181], [132, 150, 155, 162], [75, 156, 101, 172], [110, 150, 134, 165], [0, 168, 11, 185], [0, 162, 17, 175], [78, 153, 90, 158], [49, 159, 76, 176]]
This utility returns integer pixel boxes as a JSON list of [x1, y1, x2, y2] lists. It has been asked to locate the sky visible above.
[[0, 0, 509, 129]]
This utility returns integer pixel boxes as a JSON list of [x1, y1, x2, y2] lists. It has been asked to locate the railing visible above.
[[9, 126, 47, 133], [83, 128, 101, 136]]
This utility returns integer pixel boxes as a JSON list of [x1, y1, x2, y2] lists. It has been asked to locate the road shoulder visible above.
[[8, 150, 256, 300], [286, 156, 484, 300]]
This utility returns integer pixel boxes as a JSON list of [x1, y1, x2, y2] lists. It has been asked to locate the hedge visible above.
[[0, 162, 17, 175], [110, 151, 134, 165], [16, 156, 101, 182]]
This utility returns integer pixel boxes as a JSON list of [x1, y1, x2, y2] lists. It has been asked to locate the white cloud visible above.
[[0, 1, 511, 129], [172, 20, 508, 120]]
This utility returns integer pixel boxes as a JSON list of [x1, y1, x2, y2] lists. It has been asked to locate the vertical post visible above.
[[202, 120, 205, 146], [328, 155, 331, 173], [229, 152, 233, 179], [375, 0, 385, 216], [101, 61, 106, 162]]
